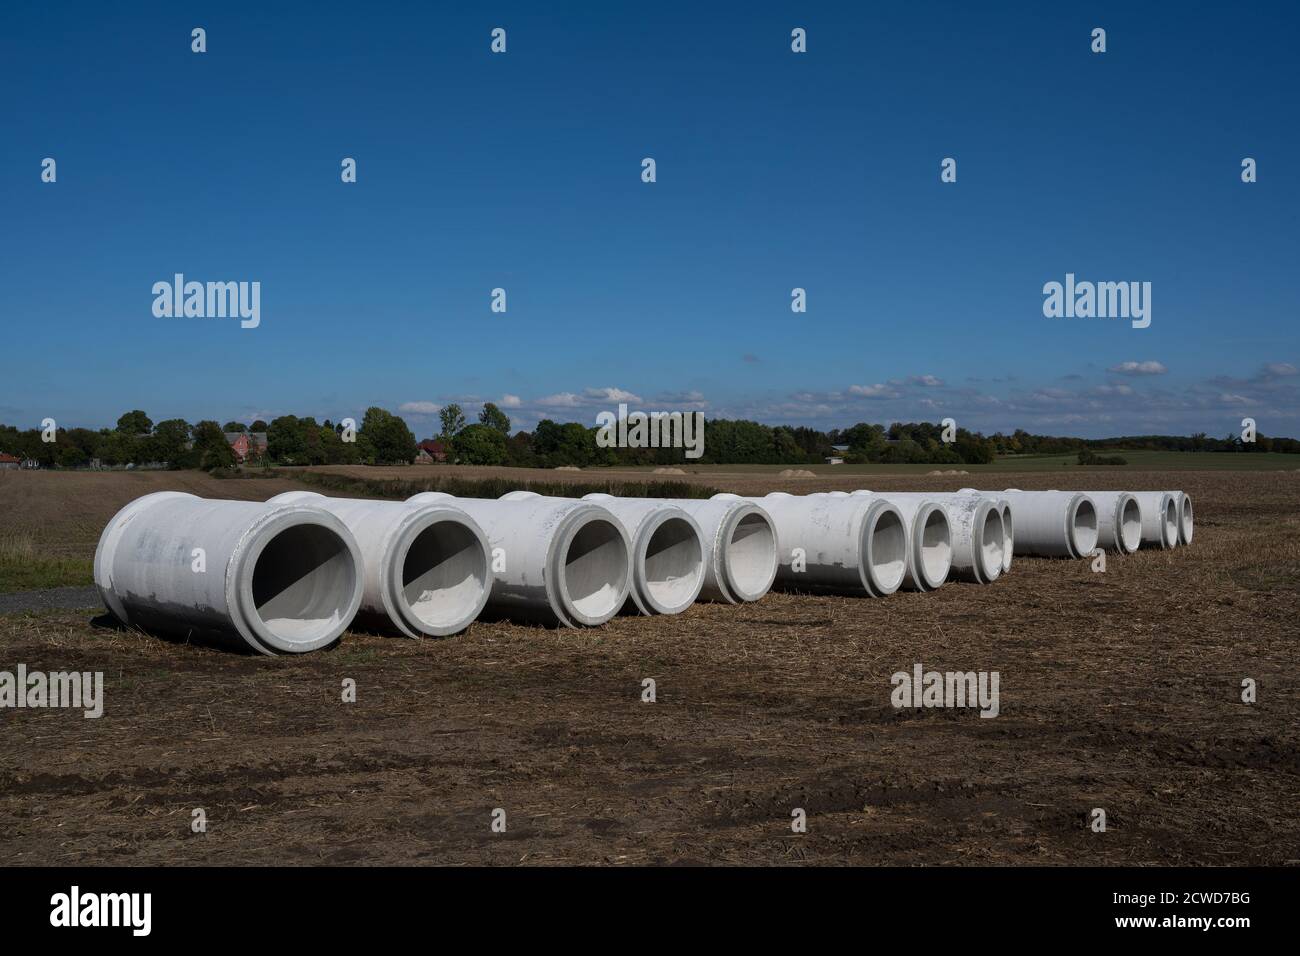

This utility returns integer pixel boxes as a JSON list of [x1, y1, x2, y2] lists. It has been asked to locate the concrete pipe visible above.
[[845, 491, 952, 591], [963, 490, 1098, 559], [406, 492, 631, 626], [718, 492, 908, 597], [878, 493, 1004, 583], [94, 492, 364, 655], [1082, 491, 1142, 554], [578, 494, 705, 615], [1130, 491, 1179, 549], [646, 497, 778, 603], [266, 491, 491, 637], [1167, 490, 1194, 545]]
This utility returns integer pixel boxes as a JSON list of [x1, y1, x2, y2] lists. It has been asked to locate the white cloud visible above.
[[1263, 362, 1298, 378], [583, 386, 643, 403], [909, 374, 945, 387], [848, 383, 898, 398], [499, 394, 522, 408], [399, 401, 441, 415], [1108, 360, 1167, 376]]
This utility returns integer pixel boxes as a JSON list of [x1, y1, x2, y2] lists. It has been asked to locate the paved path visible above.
[[0, 586, 101, 615]]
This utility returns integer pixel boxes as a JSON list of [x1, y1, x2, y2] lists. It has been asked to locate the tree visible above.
[[453, 423, 508, 465], [439, 403, 466, 439], [250, 419, 269, 432], [478, 402, 511, 435], [223, 421, 247, 433], [116, 410, 153, 435], [193, 420, 236, 470], [149, 418, 192, 466], [267, 415, 309, 463], [358, 406, 417, 464]]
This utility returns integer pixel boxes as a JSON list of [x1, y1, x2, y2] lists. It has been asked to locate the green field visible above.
[[655, 449, 1300, 476]]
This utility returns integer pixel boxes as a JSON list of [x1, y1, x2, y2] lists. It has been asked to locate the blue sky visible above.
[[2, 1, 1297, 439]]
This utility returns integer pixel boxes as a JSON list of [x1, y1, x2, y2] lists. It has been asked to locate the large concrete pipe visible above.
[[576, 494, 705, 614], [1130, 491, 1179, 549], [406, 492, 631, 626], [844, 491, 951, 591], [962, 490, 1098, 559], [717, 492, 909, 597], [94, 492, 364, 655], [649, 497, 778, 603], [877, 493, 1004, 583], [1082, 491, 1142, 554], [266, 491, 491, 637], [1167, 490, 1194, 545]]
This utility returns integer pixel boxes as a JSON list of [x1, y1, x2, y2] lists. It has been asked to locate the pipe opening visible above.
[[562, 518, 628, 622], [724, 512, 777, 601], [1072, 499, 1099, 557], [251, 524, 356, 647], [400, 520, 488, 632], [1164, 499, 1178, 547], [642, 517, 703, 611], [918, 508, 952, 587], [867, 508, 907, 594], [1180, 496, 1194, 544], [1119, 497, 1142, 552], [979, 508, 1004, 581], [1000, 503, 1014, 572]]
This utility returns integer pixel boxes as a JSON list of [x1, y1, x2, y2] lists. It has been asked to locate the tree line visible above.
[[2, 405, 1295, 471]]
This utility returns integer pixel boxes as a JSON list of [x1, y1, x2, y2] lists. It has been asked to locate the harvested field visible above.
[[0, 468, 1297, 865]]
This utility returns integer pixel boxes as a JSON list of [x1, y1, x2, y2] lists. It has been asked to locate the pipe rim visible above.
[[1116, 494, 1142, 553], [913, 503, 952, 590], [1069, 495, 1100, 558], [976, 501, 1004, 582], [999, 501, 1014, 572], [1162, 497, 1179, 548], [635, 512, 705, 615], [719, 504, 778, 602], [385, 507, 491, 637], [1179, 493, 1194, 545], [230, 507, 363, 654], [551, 509, 631, 626], [862, 503, 907, 595]]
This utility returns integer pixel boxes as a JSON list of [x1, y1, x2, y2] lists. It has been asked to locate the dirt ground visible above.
[[1, 469, 1297, 865]]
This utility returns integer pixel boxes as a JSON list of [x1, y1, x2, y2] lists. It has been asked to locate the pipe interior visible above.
[[1164, 499, 1178, 546], [642, 517, 703, 610], [918, 508, 952, 586], [562, 518, 628, 621], [979, 508, 1004, 580], [401, 520, 487, 630], [867, 509, 907, 592], [725, 512, 777, 600], [1120, 497, 1142, 552], [1180, 496, 1194, 543], [1072, 499, 1099, 556], [251, 524, 355, 645], [1000, 504, 1014, 570]]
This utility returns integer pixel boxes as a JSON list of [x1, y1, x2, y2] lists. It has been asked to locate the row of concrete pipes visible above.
[[93, 486, 1193, 655]]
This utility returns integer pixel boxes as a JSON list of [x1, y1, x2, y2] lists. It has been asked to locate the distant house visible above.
[[825, 456, 845, 465], [831, 444, 850, 453], [225, 431, 268, 463], [0, 453, 20, 470], [418, 439, 447, 463]]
